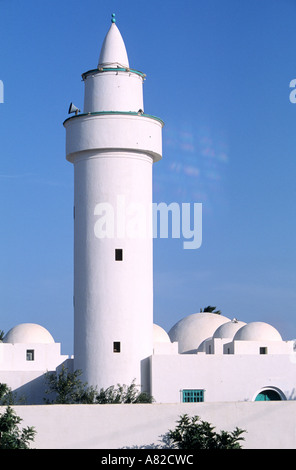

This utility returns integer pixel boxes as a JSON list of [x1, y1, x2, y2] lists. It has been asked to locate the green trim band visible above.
[[63, 111, 164, 126], [82, 67, 146, 80]]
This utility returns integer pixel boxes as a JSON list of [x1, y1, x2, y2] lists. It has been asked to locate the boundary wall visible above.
[[4, 401, 296, 449]]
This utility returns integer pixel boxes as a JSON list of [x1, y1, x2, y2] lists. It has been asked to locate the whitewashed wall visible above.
[[151, 354, 296, 403], [7, 401, 296, 449]]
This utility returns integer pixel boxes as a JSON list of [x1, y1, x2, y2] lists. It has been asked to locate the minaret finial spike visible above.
[[111, 13, 116, 23]]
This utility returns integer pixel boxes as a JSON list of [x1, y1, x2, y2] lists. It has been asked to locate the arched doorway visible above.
[[254, 388, 283, 401]]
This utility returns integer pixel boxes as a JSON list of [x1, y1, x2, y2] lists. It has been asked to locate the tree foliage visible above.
[[0, 383, 15, 405], [167, 414, 246, 449], [0, 382, 25, 405], [44, 365, 97, 404], [0, 406, 36, 449], [96, 382, 154, 404], [201, 306, 221, 315], [44, 366, 154, 404]]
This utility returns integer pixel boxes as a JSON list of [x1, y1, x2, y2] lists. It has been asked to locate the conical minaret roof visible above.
[[98, 14, 129, 68]]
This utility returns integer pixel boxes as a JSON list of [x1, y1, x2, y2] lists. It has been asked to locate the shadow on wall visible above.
[[12, 374, 48, 405], [286, 388, 296, 400], [121, 433, 174, 449], [9, 359, 72, 405], [141, 357, 151, 394]]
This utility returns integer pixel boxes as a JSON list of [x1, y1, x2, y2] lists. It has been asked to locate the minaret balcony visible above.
[[64, 111, 163, 163]]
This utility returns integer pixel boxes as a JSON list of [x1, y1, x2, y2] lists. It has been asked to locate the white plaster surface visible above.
[[9, 401, 296, 449]]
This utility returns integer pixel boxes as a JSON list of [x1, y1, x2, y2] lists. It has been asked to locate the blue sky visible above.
[[0, 0, 296, 354]]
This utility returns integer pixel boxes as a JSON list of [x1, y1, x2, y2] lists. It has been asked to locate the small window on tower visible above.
[[115, 249, 123, 261], [26, 349, 34, 361], [260, 347, 268, 355], [113, 342, 121, 353]]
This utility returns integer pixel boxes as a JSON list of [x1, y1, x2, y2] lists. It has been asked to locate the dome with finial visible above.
[[213, 319, 247, 339]]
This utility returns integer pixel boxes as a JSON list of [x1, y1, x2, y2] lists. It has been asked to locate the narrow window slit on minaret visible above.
[[113, 342, 121, 353], [115, 248, 123, 261]]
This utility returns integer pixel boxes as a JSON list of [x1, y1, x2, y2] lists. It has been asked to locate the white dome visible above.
[[233, 322, 282, 342], [153, 324, 170, 343], [168, 312, 230, 353], [3, 323, 55, 344], [213, 319, 247, 339]]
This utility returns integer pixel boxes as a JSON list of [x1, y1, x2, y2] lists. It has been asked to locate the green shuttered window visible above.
[[182, 389, 204, 402]]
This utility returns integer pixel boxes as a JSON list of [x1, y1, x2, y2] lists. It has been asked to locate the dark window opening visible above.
[[255, 389, 282, 401], [115, 249, 123, 261], [26, 349, 34, 361], [113, 342, 121, 353], [260, 347, 268, 354]]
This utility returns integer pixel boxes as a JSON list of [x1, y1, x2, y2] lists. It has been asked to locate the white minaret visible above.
[[64, 14, 163, 392]]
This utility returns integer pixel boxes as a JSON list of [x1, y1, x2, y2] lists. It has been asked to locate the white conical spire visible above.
[[98, 14, 129, 68]]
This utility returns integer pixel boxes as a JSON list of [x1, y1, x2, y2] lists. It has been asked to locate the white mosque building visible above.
[[1, 16, 296, 405]]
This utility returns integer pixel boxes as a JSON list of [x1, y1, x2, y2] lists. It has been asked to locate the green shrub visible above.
[[167, 414, 246, 449]]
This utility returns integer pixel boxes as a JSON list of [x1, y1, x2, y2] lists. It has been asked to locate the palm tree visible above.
[[200, 306, 221, 315]]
